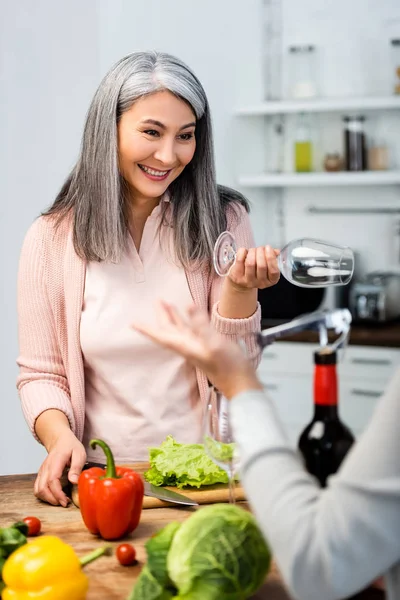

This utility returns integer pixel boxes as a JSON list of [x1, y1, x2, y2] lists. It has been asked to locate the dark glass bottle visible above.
[[298, 350, 355, 487], [343, 116, 367, 171]]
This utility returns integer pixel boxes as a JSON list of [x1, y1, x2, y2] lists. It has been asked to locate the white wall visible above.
[[0, 1, 100, 475]]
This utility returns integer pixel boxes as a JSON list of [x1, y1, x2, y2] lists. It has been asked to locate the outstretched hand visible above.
[[131, 301, 262, 399]]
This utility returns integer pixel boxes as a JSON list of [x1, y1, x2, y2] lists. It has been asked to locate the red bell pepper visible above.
[[78, 439, 144, 541]]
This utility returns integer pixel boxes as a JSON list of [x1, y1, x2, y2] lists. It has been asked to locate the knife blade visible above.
[[144, 481, 198, 506], [81, 462, 198, 506]]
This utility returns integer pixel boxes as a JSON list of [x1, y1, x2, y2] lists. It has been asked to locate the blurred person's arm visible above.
[[230, 367, 400, 600]]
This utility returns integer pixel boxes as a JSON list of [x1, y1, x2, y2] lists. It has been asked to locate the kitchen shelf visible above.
[[235, 95, 400, 116], [238, 171, 400, 187]]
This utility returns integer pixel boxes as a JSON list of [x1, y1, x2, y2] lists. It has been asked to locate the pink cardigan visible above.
[[17, 204, 261, 442]]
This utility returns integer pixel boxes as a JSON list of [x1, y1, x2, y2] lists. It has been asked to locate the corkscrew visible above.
[[256, 308, 352, 353]]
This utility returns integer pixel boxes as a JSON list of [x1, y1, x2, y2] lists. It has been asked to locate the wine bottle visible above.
[[298, 350, 355, 487]]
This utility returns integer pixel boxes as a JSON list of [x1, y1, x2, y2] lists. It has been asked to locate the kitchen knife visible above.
[[81, 462, 198, 506], [144, 482, 198, 506]]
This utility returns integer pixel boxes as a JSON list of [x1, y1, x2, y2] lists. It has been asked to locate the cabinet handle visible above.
[[350, 388, 382, 398], [350, 358, 391, 366]]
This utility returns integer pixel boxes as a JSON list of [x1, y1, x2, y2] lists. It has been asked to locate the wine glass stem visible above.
[[228, 467, 236, 505]]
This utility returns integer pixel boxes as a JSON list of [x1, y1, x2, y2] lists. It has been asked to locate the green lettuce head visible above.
[[168, 504, 270, 600], [130, 504, 271, 600]]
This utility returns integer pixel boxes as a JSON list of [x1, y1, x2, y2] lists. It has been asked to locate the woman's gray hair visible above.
[[44, 51, 248, 267]]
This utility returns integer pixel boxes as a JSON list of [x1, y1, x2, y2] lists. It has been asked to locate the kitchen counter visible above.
[[261, 319, 400, 348], [0, 473, 385, 600]]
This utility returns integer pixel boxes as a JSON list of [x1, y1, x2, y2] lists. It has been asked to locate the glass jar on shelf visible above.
[[368, 140, 389, 171], [323, 153, 342, 172], [343, 116, 367, 172], [390, 39, 400, 95], [294, 113, 313, 172], [288, 45, 318, 99]]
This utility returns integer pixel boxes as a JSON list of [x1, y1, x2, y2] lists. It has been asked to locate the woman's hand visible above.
[[132, 302, 263, 399], [228, 245, 280, 291], [34, 429, 86, 507]]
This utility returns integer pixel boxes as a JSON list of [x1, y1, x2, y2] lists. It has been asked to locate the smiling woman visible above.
[[16, 50, 280, 507]]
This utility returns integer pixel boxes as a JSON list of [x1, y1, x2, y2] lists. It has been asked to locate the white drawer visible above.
[[258, 342, 319, 377], [260, 374, 313, 427], [339, 346, 400, 383], [340, 379, 383, 437]]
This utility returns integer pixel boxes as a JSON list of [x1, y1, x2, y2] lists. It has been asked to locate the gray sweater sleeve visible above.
[[229, 366, 400, 600]]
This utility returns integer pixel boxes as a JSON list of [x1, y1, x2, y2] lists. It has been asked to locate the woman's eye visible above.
[[179, 133, 194, 141], [144, 129, 159, 137]]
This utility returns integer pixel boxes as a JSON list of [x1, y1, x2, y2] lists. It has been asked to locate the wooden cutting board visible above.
[[71, 462, 246, 509]]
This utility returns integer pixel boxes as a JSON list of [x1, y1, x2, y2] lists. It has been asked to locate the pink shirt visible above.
[[81, 200, 201, 461], [17, 203, 261, 451]]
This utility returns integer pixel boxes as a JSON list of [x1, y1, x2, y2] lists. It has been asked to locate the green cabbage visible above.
[[129, 522, 180, 600], [147, 522, 181, 587], [144, 435, 231, 488], [128, 566, 174, 600], [129, 504, 271, 600]]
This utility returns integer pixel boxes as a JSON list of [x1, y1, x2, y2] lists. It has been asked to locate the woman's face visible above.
[[117, 90, 197, 203]]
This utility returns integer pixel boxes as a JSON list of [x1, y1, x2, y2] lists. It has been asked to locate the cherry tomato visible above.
[[23, 516, 41, 536], [116, 543, 137, 566]]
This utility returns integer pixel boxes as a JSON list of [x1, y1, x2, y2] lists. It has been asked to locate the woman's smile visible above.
[[138, 164, 172, 181]]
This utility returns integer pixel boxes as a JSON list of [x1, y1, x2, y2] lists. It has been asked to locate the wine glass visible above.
[[213, 232, 354, 288], [203, 386, 240, 504]]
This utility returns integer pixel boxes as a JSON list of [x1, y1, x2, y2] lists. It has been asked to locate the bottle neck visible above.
[[313, 364, 338, 419]]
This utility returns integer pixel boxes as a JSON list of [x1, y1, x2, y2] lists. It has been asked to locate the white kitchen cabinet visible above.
[[259, 374, 312, 446], [339, 380, 385, 438], [257, 342, 400, 446], [339, 346, 400, 382], [258, 342, 318, 377]]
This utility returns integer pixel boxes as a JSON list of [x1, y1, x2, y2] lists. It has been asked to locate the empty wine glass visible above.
[[203, 386, 240, 504], [213, 232, 354, 288]]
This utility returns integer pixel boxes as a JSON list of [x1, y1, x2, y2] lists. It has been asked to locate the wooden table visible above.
[[0, 474, 385, 600]]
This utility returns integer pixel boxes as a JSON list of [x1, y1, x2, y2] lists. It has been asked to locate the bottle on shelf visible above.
[[298, 350, 355, 487], [294, 113, 313, 172], [343, 116, 367, 171]]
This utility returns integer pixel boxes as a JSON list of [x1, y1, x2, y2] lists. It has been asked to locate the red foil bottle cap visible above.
[[314, 350, 338, 406]]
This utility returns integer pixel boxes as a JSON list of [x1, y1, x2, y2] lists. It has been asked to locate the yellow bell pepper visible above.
[[2, 535, 110, 600]]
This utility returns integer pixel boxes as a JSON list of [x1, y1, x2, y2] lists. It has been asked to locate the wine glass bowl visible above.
[[203, 386, 240, 503], [278, 238, 354, 288], [213, 232, 354, 288]]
